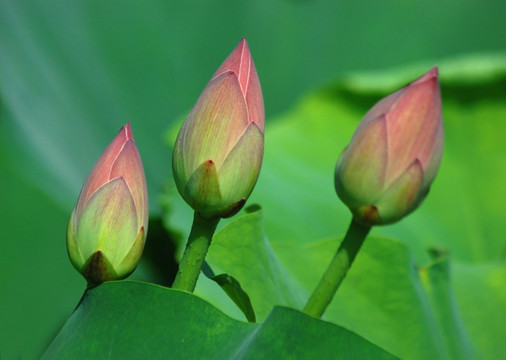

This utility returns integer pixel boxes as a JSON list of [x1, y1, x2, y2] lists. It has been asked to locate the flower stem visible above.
[[303, 218, 371, 318], [172, 212, 219, 292]]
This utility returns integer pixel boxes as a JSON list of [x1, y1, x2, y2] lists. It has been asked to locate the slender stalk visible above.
[[303, 218, 371, 318], [172, 212, 220, 292]]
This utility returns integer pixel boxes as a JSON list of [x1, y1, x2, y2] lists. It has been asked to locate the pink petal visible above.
[[75, 124, 131, 220], [180, 72, 249, 172], [385, 69, 441, 180], [212, 38, 264, 132], [213, 38, 251, 95], [110, 139, 149, 230]]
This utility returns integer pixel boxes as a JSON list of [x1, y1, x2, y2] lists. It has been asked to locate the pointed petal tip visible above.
[[115, 122, 133, 142], [213, 38, 253, 79], [122, 122, 134, 140], [236, 37, 249, 53], [413, 66, 439, 86], [425, 66, 439, 81]]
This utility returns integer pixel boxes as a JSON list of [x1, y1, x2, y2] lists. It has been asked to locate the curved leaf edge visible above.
[[42, 280, 398, 360]]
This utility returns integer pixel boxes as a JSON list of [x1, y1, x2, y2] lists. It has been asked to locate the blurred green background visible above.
[[1, 1, 505, 359]]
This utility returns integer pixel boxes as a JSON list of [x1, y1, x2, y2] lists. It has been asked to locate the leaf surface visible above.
[[42, 281, 397, 360]]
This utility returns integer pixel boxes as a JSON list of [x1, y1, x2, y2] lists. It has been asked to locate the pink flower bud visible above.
[[67, 123, 149, 283], [173, 38, 264, 219], [335, 67, 444, 225]]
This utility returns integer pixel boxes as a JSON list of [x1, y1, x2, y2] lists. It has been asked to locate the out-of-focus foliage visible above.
[[1, 1, 505, 359], [1, 0, 505, 210]]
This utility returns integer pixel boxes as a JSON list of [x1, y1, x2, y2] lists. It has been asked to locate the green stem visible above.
[[303, 218, 371, 318], [172, 212, 220, 292]]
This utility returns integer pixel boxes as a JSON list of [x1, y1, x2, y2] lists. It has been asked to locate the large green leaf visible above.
[[42, 281, 398, 360]]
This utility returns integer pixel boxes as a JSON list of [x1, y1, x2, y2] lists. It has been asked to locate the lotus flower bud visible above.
[[335, 67, 444, 226], [173, 38, 264, 219], [67, 123, 149, 284]]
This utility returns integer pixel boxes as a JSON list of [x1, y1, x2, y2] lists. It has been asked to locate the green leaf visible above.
[[452, 261, 506, 358], [42, 281, 398, 360], [419, 257, 475, 360], [202, 263, 256, 323], [207, 274, 256, 323]]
